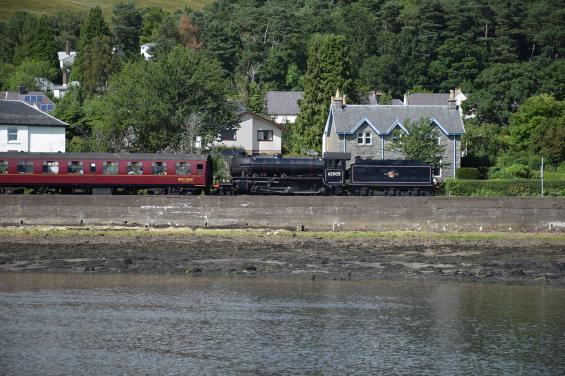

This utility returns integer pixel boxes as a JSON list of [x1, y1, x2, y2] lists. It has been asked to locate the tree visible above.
[[48, 9, 84, 52], [103, 46, 237, 152], [507, 94, 564, 165], [111, 2, 143, 58], [388, 119, 445, 168], [75, 6, 115, 95], [290, 34, 353, 154], [178, 15, 201, 49], [29, 16, 58, 68], [6, 59, 57, 90]]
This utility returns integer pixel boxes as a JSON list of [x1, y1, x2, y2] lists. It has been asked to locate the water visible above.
[[0, 274, 564, 375]]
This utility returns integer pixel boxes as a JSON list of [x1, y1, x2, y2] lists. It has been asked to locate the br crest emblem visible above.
[[385, 170, 399, 179]]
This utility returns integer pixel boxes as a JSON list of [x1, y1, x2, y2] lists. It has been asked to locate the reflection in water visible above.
[[0, 273, 564, 375]]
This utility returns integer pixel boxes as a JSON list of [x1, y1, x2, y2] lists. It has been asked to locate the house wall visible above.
[[252, 115, 282, 155], [29, 127, 66, 152], [326, 123, 460, 177], [217, 114, 282, 155], [0, 125, 65, 152]]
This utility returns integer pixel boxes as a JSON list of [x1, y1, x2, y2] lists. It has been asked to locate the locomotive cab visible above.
[[322, 152, 350, 195]]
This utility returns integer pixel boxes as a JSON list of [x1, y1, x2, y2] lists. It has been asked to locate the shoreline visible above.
[[1, 226, 564, 285]]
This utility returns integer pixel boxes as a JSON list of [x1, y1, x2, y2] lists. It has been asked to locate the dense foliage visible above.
[[444, 179, 565, 197], [0, 0, 563, 164]]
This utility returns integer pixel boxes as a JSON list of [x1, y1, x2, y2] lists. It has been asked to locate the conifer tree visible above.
[[289, 34, 352, 154], [75, 7, 116, 96]]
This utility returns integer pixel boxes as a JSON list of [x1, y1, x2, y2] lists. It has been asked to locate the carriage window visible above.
[[43, 161, 59, 174], [196, 163, 204, 176], [68, 161, 84, 174], [152, 162, 167, 175], [127, 162, 143, 175], [176, 162, 191, 175], [257, 130, 273, 141], [433, 160, 442, 177], [0, 161, 7, 174], [103, 161, 118, 175], [90, 163, 97, 173], [17, 161, 34, 174]]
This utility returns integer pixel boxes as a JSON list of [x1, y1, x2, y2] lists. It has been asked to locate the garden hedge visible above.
[[443, 179, 565, 197]]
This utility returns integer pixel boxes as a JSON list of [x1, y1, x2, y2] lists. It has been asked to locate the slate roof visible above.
[[0, 100, 67, 127], [328, 104, 464, 136], [266, 91, 303, 115], [1, 91, 54, 105]]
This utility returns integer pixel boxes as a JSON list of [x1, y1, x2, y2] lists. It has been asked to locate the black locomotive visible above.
[[221, 153, 434, 196]]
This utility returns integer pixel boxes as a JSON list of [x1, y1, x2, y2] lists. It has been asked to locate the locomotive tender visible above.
[[0, 152, 433, 195]]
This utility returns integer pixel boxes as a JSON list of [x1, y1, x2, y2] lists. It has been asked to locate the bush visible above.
[[489, 163, 532, 179], [455, 167, 480, 180], [444, 179, 565, 197]]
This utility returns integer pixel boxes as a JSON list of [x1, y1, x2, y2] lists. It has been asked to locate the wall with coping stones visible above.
[[0, 196, 563, 232]]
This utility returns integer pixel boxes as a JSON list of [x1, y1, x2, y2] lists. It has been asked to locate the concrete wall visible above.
[[0, 196, 563, 232]]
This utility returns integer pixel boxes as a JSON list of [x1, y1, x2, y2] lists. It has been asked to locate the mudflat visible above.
[[0, 227, 564, 285]]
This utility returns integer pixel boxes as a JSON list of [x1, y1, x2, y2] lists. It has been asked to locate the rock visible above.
[[123, 258, 133, 265], [243, 265, 257, 271]]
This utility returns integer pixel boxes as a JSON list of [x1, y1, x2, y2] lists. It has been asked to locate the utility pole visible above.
[[541, 157, 544, 198]]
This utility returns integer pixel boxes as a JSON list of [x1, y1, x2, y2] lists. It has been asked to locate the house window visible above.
[[67, 161, 84, 174], [40, 104, 54, 112], [257, 130, 273, 141], [433, 160, 442, 177], [152, 161, 167, 175], [357, 132, 364, 145], [0, 161, 8, 174], [8, 128, 18, 142], [127, 162, 143, 175], [43, 161, 59, 174], [176, 162, 191, 175], [17, 161, 33, 174], [103, 161, 118, 175], [365, 132, 372, 145], [222, 130, 236, 141]]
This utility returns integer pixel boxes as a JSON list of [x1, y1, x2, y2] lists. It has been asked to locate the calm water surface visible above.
[[0, 273, 564, 375]]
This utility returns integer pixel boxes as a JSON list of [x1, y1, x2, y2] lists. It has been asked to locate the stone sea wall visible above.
[[1, 196, 564, 232]]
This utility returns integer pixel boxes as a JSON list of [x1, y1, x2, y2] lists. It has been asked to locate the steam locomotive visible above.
[[221, 152, 434, 196], [0, 152, 434, 195]]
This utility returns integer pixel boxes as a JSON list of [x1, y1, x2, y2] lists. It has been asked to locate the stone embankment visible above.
[[0, 195, 563, 232]]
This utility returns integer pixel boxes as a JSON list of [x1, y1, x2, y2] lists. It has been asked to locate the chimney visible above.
[[403, 92, 408, 106], [331, 89, 344, 109], [375, 90, 382, 105], [18, 85, 27, 95], [448, 89, 456, 110], [66, 40, 70, 55]]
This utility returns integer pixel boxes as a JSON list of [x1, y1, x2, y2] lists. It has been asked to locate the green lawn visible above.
[[0, 0, 212, 20]]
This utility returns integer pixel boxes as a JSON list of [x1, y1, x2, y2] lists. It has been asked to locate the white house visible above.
[[0, 100, 67, 153], [216, 111, 283, 155], [141, 43, 156, 60]]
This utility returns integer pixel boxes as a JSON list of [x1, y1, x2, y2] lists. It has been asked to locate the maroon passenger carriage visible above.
[[0, 152, 213, 194]]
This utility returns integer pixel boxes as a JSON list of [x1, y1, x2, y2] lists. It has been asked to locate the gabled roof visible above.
[[0, 100, 67, 127], [238, 111, 284, 130], [266, 91, 303, 115], [327, 104, 464, 136]]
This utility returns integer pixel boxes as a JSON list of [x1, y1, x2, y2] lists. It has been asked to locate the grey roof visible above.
[[366, 92, 404, 105], [266, 91, 303, 115], [329, 104, 465, 136], [0, 100, 67, 127], [405, 93, 451, 106]]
